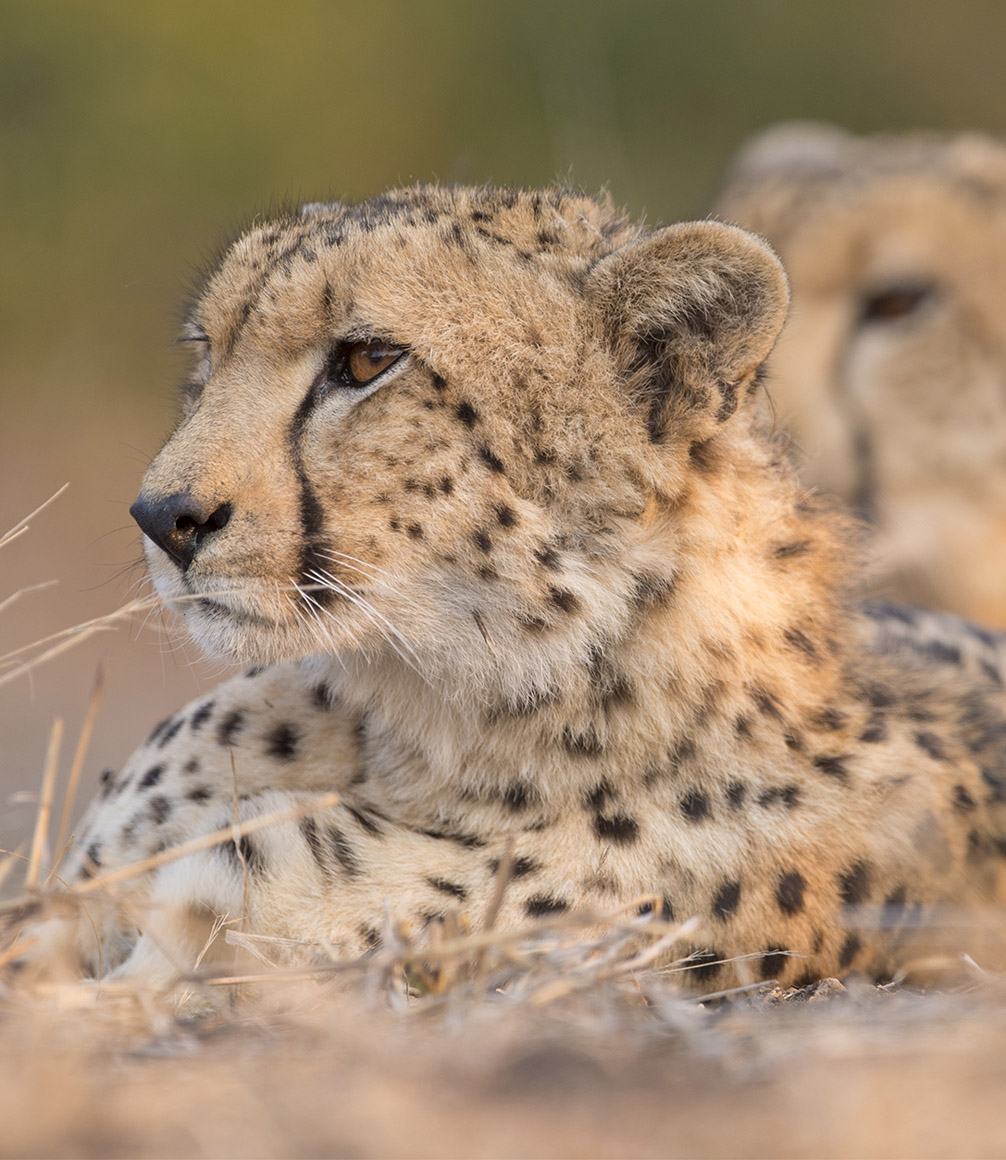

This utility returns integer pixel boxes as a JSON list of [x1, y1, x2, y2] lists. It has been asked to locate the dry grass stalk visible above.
[[24, 717, 62, 890], [47, 662, 106, 883]]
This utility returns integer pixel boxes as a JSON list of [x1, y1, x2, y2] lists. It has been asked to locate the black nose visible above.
[[130, 492, 232, 571]]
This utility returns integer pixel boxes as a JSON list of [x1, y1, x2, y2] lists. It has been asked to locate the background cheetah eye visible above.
[[333, 339, 405, 388], [860, 283, 933, 324]]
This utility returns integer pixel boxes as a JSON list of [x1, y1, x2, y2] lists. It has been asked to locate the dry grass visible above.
[[3, 505, 1006, 1159]]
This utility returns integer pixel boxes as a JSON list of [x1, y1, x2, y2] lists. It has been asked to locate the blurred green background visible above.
[[3, 0, 1006, 816]]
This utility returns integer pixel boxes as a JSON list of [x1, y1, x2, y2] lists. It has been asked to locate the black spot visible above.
[[158, 718, 185, 748], [752, 688, 783, 720], [217, 710, 245, 747], [838, 861, 872, 907], [488, 855, 540, 879], [680, 791, 710, 822], [734, 716, 753, 740], [953, 784, 977, 811], [479, 445, 505, 474], [812, 754, 849, 780], [783, 730, 805, 752], [312, 683, 334, 709], [585, 779, 615, 811], [776, 870, 806, 916], [456, 401, 478, 427], [812, 707, 846, 731], [915, 731, 947, 761], [426, 877, 468, 901], [549, 587, 580, 614], [524, 895, 569, 917], [99, 768, 115, 796], [473, 529, 492, 552], [149, 796, 172, 825], [758, 785, 802, 809], [432, 373, 447, 391], [917, 639, 963, 667], [534, 545, 561, 571], [300, 817, 330, 877], [562, 725, 603, 756], [190, 701, 214, 731], [838, 932, 861, 970], [494, 503, 518, 528], [439, 476, 454, 495], [265, 723, 298, 761], [502, 781, 536, 812], [784, 628, 816, 660], [712, 880, 742, 919], [859, 715, 887, 744], [418, 827, 487, 848], [347, 806, 383, 834], [686, 948, 722, 984], [629, 571, 676, 610], [593, 814, 640, 845], [139, 764, 165, 789], [759, 947, 790, 980], [145, 718, 172, 746], [221, 834, 264, 877], [187, 785, 213, 803], [688, 438, 720, 472], [726, 781, 747, 809], [84, 841, 103, 872], [864, 684, 896, 709], [327, 825, 361, 877], [773, 540, 811, 559], [407, 523, 423, 540]]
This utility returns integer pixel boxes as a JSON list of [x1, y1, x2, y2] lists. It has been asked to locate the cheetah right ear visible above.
[[589, 221, 789, 442]]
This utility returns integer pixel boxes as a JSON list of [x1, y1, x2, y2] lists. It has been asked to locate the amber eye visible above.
[[860, 284, 933, 324], [342, 339, 405, 386]]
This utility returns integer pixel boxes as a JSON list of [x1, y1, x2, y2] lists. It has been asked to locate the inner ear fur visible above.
[[590, 221, 789, 442]]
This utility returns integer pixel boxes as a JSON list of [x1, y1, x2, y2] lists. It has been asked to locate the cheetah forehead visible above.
[[196, 185, 639, 358]]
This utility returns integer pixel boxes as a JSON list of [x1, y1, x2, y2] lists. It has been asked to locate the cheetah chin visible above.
[[18, 183, 1006, 996]]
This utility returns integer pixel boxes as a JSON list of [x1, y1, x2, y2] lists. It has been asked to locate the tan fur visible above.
[[715, 124, 1006, 625], [20, 185, 1006, 994]]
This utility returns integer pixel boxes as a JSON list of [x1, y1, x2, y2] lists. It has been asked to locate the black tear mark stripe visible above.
[[288, 389, 332, 602]]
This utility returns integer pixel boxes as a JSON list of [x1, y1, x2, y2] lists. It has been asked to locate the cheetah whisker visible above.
[[304, 568, 420, 669]]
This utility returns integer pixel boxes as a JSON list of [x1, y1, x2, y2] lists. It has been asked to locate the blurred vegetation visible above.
[[3, 0, 1006, 415], [3, 0, 1006, 795]]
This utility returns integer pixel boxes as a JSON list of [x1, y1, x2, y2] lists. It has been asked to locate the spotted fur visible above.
[[22, 185, 1006, 993]]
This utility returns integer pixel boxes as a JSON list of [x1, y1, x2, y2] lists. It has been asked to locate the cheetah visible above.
[[714, 123, 1006, 626], [16, 185, 1006, 995]]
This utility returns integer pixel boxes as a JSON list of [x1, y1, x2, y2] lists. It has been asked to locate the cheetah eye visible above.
[[860, 284, 933, 324], [328, 339, 406, 389]]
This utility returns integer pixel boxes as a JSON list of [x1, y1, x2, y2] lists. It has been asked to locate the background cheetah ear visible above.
[[589, 220, 789, 442], [719, 121, 854, 186]]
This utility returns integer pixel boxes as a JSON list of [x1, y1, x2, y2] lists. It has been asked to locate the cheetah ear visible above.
[[589, 220, 789, 441]]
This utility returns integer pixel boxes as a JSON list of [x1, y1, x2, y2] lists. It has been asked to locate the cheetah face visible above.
[[131, 187, 787, 676]]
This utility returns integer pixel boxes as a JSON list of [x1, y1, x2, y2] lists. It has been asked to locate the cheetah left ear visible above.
[[589, 221, 789, 441]]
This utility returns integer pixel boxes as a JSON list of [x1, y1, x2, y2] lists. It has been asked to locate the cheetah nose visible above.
[[130, 491, 233, 571]]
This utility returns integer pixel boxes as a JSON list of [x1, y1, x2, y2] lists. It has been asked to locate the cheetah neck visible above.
[[315, 435, 856, 829]]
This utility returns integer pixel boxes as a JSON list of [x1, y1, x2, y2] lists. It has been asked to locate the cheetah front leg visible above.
[[29, 788, 521, 995]]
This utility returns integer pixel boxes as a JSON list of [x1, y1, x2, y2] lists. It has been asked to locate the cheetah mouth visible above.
[[193, 596, 279, 628]]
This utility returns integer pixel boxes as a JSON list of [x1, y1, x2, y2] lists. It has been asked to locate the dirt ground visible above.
[[1, 966, 1005, 1159]]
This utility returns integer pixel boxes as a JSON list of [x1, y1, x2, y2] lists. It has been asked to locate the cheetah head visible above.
[[132, 187, 787, 694]]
